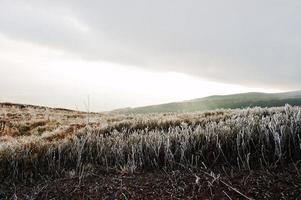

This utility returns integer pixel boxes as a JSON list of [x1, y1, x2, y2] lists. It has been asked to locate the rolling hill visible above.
[[113, 91, 301, 114]]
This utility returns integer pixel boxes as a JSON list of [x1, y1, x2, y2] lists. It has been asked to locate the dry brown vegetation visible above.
[[0, 103, 300, 199]]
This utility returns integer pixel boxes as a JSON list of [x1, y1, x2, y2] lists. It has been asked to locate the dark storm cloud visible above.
[[0, 0, 300, 89]]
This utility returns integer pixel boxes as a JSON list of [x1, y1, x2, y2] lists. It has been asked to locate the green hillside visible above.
[[113, 91, 301, 114]]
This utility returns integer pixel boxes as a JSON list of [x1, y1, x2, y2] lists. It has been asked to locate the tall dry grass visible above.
[[0, 105, 300, 182]]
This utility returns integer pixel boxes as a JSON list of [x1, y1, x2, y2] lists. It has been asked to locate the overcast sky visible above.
[[0, 0, 300, 111]]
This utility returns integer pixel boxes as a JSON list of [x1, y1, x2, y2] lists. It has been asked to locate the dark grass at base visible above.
[[1, 166, 301, 200]]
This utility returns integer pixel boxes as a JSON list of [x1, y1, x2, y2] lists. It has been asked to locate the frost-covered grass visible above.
[[0, 105, 300, 181]]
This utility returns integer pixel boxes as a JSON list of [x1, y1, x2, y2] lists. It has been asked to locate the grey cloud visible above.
[[1, 0, 301, 89]]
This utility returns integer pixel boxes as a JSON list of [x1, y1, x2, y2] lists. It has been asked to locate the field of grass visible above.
[[0, 103, 301, 199]]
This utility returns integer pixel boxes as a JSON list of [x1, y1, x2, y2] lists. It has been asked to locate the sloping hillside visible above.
[[113, 91, 301, 113]]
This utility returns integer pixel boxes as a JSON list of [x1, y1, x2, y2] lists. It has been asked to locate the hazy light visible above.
[[0, 35, 280, 111]]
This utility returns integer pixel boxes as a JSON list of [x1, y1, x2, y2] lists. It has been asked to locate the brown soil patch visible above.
[[1, 168, 301, 200]]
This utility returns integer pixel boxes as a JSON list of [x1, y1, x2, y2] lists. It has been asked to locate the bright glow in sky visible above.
[[0, 35, 280, 111]]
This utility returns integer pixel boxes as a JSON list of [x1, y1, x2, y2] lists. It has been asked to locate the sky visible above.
[[0, 0, 300, 111]]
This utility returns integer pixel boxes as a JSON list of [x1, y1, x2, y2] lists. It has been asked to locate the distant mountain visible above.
[[112, 91, 301, 114]]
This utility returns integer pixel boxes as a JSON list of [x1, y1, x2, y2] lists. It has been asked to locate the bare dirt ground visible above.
[[1, 167, 301, 200]]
